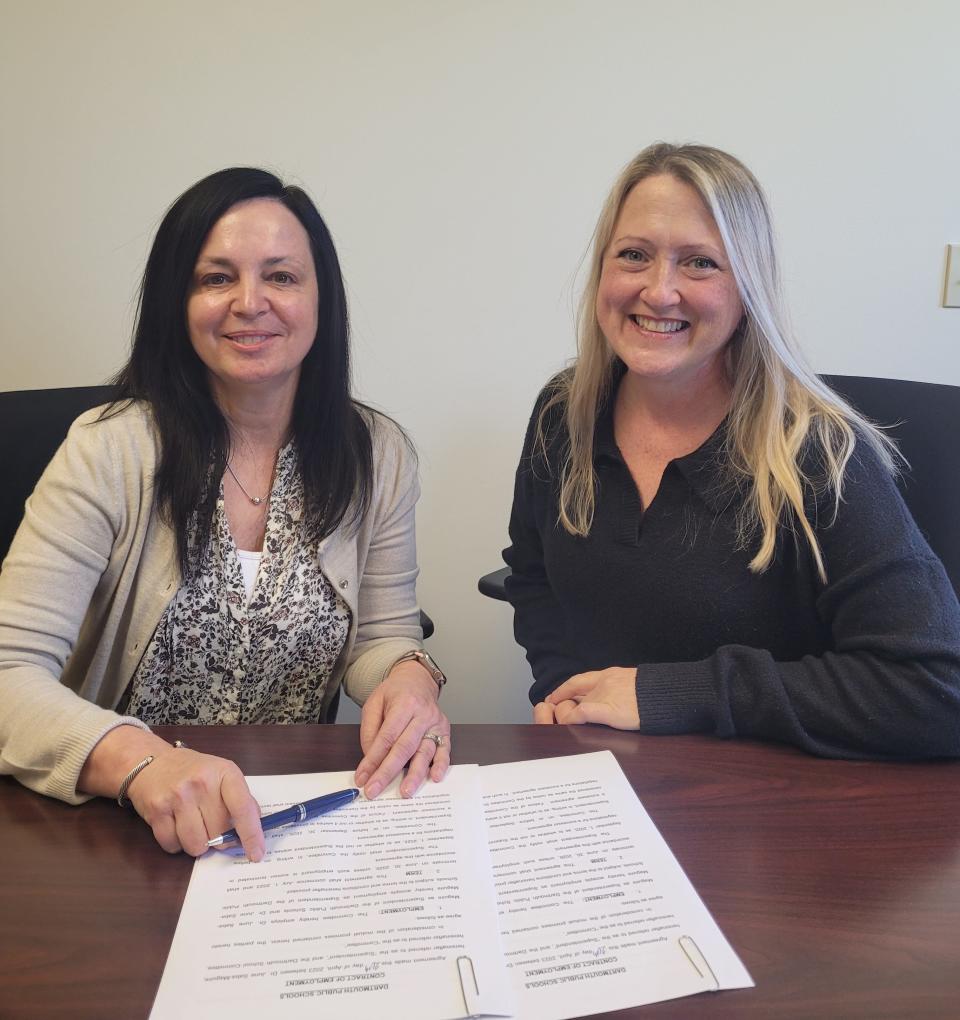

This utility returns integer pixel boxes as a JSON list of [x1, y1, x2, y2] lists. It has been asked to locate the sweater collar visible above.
[[594, 376, 738, 515]]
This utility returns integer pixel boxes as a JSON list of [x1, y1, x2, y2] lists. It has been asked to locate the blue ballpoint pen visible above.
[[207, 787, 361, 848]]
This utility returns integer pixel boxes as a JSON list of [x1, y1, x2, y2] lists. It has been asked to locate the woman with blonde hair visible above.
[[505, 142, 960, 757]]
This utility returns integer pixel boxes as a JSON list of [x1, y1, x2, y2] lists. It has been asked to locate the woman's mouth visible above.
[[630, 315, 689, 333], [224, 333, 274, 346]]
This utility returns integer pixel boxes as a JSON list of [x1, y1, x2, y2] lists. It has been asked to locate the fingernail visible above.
[[366, 781, 382, 799]]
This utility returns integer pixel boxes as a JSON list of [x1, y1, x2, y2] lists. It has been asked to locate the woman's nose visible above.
[[641, 260, 681, 308], [232, 277, 268, 317]]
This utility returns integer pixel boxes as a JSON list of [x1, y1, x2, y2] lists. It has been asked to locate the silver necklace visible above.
[[225, 461, 269, 506]]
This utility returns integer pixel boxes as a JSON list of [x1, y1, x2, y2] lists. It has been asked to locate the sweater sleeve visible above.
[[0, 410, 151, 802], [637, 439, 960, 759], [503, 394, 588, 703], [341, 417, 424, 704]]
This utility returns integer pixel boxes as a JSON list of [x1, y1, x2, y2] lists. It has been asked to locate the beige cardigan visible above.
[[0, 402, 423, 803]]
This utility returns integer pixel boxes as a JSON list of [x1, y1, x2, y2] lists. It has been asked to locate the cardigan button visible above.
[[339, 579, 349, 589]]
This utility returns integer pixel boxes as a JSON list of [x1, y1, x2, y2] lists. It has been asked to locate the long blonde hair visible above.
[[540, 142, 896, 581]]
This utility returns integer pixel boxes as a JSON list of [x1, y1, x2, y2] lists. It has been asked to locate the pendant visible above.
[[251, 497, 263, 506]]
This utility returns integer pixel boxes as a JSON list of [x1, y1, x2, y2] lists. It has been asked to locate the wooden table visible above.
[[2, 725, 959, 1019]]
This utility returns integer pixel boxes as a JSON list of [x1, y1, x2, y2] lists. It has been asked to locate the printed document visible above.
[[482, 751, 752, 1018], [151, 751, 752, 1019], [150, 765, 512, 1020]]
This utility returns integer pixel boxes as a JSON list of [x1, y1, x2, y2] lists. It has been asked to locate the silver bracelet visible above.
[[116, 739, 188, 808], [116, 755, 154, 807]]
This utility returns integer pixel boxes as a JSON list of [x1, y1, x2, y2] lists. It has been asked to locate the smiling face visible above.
[[596, 173, 744, 394], [187, 197, 319, 408]]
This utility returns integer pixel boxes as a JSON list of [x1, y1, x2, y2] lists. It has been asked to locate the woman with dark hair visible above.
[[0, 168, 449, 860], [506, 142, 960, 758]]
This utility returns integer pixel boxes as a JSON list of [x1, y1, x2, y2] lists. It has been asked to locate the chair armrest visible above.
[[478, 566, 511, 602]]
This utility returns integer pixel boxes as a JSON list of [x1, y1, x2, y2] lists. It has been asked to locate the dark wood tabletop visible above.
[[2, 724, 959, 1019]]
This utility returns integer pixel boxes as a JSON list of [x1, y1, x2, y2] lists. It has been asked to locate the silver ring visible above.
[[423, 733, 446, 749]]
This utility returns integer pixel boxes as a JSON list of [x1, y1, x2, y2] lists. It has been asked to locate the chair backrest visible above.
[[478, 375, 960, 601], [0, 385, 118, 564], [823, 375, 960, 598]]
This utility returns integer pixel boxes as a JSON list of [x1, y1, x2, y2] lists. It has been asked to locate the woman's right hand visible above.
[[533, 667, 641, 730], [78, 726, 265, 861]]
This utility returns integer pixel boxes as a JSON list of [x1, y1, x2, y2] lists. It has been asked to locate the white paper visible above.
[[150, 766, 513, 1020], [151, 752, 752, 1020], [481, 751, 753, 1019]]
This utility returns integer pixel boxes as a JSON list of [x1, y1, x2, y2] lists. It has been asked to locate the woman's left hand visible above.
[[355, 659, 451, 799], [533, 667, 641, 729]]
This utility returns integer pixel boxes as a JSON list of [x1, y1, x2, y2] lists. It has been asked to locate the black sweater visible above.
[[504, 384, 960, 759]]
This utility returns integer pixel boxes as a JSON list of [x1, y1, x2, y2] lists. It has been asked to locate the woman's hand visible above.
[[127, 748, 265, 861], [532, 667, 641, 730], [355, 659, 451, 799], [79, 726, 265, 861]]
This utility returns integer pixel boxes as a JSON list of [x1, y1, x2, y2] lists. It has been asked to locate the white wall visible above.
[[2, 1, 958, 725]]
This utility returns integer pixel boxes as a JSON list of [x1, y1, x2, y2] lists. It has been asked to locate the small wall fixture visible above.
[[943, 244, 960, 308]]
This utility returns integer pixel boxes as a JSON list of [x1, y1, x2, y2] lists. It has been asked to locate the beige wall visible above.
[[2, 0, 958, 724]]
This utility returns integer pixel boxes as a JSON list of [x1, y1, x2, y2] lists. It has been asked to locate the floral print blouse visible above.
[[120, 444, 351, 724]]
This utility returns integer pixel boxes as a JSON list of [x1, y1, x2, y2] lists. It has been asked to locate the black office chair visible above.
[[0, 385, 435, 637], [0, 384, 119, 566], [479, 375, 960, 601]]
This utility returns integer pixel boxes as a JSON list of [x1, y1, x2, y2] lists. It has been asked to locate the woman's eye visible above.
[[688, 256, 718, 271], [619, 248, 647, 263], [271, 271, 294, 284]]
